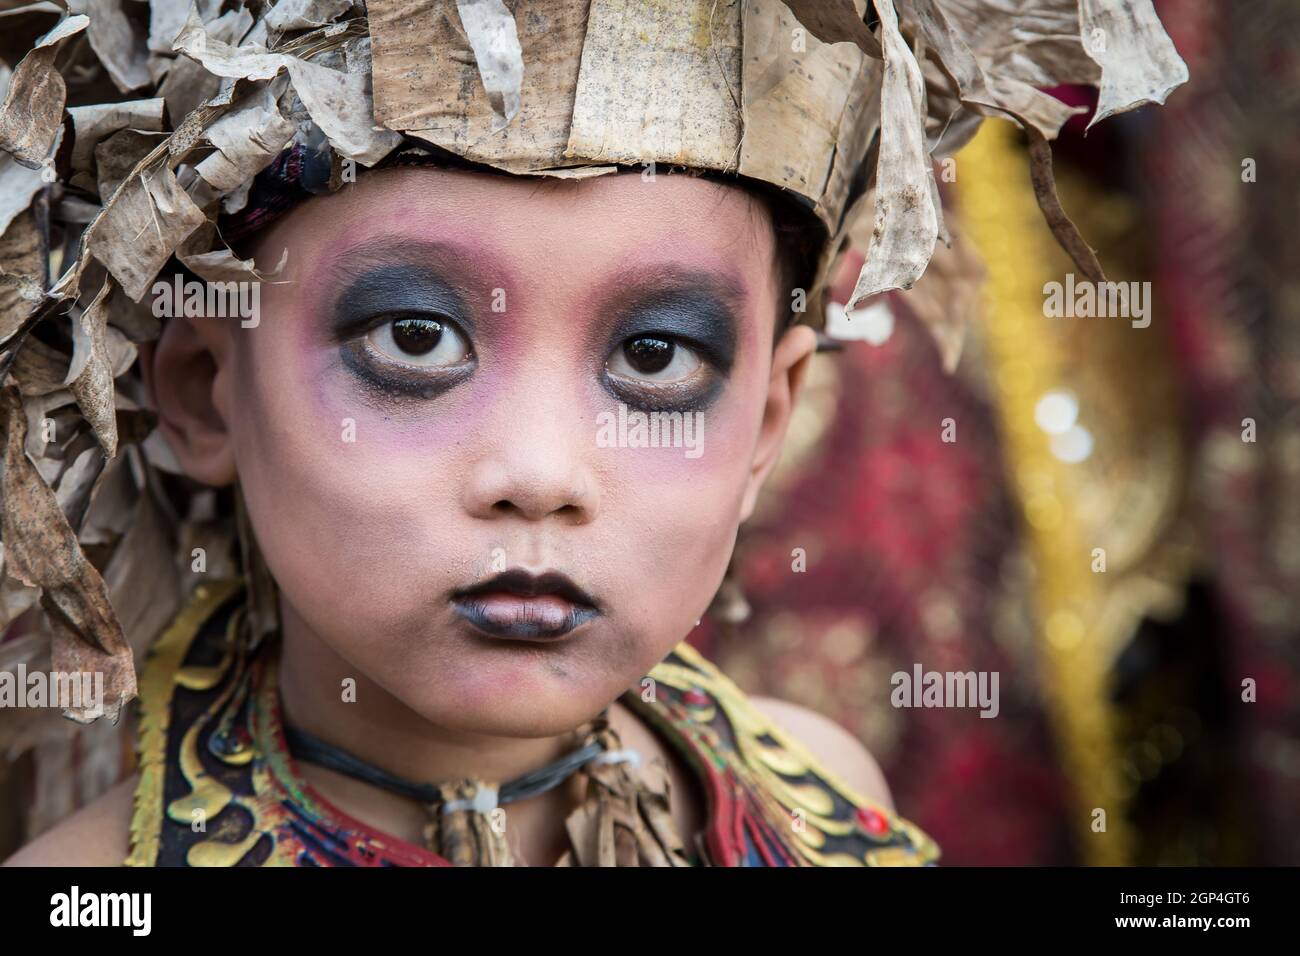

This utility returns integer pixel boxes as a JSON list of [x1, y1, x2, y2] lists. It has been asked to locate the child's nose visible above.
[[459, 390, 601, 525]]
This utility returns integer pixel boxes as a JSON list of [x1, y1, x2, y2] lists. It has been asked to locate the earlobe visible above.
[[143, 316, 238, 487], [738, 322, 818, 523]]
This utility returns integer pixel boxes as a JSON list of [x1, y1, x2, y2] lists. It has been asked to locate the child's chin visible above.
[[427, 703, 609, 741], [403, 681, 615, 741]]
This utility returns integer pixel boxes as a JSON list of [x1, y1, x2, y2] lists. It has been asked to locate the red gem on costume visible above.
[[856, 807, 890, 835], [683, 688, 711, 707]]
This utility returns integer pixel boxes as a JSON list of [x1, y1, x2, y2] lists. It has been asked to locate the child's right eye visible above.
[[365, 315, 473, 368]]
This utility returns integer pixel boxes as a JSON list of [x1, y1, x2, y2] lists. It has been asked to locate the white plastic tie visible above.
[[441, 784, 500, 815], [591, 747, 641, 770]]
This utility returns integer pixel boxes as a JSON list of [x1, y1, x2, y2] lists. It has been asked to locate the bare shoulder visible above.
[[748, 696, 895, 812], [2, 773, 138, 867]]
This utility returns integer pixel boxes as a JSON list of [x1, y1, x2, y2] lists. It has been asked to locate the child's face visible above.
[[175, 166, 815, 738]]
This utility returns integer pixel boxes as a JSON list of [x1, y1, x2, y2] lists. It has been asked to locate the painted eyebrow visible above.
[[609, 264, 751, 317], [318, 237, 492, 290], [319, 239, 752, 348]]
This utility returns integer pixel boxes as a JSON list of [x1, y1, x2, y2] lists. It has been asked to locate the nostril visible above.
[[490, 499, 584, 521]]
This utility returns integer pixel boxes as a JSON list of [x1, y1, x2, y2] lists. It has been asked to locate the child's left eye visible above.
[[606, 335, 703, 384], [366, 316, 472, 367]]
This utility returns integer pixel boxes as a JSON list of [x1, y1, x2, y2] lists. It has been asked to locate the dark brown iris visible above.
[[624, 336, 673, 374], [392, 317, 443, 356]]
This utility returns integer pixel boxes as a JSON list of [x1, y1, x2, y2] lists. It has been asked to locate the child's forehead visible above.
[[320, 163, 761, 220], [262, 165, 776, 276]]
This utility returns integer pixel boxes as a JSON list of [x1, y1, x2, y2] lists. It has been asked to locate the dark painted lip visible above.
[[451, 568, 599, 609], [450, 598, 601, 642], [450, 568, 602, 642]]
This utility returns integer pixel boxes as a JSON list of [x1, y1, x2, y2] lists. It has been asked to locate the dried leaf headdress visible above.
[[0, 0, 1185, 762]]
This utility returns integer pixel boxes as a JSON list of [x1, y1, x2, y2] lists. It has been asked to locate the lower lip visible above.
[[450, 593, 600, 642]]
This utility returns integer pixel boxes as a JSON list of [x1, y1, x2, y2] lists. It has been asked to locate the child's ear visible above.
[[141, 315, 238, 486], [738, 321, 818, 523]]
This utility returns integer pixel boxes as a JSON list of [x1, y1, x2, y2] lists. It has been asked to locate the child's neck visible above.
[[274, 597, 605, 863]]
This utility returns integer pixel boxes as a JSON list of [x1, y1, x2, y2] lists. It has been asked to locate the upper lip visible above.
[[452, 568, 599, 610]]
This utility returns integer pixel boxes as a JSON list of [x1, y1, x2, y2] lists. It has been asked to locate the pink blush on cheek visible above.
[[593, 393, 757, 468], [309, 375, 485, 452]]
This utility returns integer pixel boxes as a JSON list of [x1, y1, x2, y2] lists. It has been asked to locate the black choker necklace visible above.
[[282, 711, 634, 810]]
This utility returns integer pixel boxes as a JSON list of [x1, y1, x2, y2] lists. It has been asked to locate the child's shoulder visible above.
[[650, 641, 891, 799], [747, 695, 894, 811], [635, 641, 939, 865], [2, 773, 137, 867]]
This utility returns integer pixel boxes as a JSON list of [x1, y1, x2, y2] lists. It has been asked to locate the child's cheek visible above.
[[596, 409, 753, 647]]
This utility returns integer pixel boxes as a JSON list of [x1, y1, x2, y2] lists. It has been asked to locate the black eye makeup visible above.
[[602, 287, 739, 413], [331, 264, 477, 401], [327, 257, 743, 412]]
